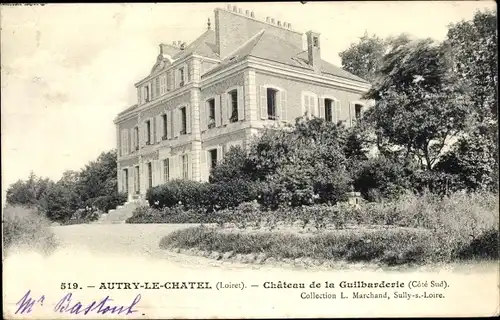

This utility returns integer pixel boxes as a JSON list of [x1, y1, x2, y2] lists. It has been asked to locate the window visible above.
[[313, 36, 319, 47], [163, 159, 170, 182], [207, 99, 216, 129], [209, 149, 218, 169], [123, 169, 128, 193], [144, 85, 150, 102], [160, 74, 166, 94], [355, 104, 363, 120], [180, 107, 187, 135], [229, 90, 238, 123], [179, 68, 185, 87], [134, 127, 139, 150], [162, 114, 168, 139], [325, 99, 333, 122], [267, 88, 278, 120], [145, 120, 151, 145], [147, 162, 153, 189], [182, 155, 189, 179], [302, 93, 317, 117], [134, 166, 140, 194]]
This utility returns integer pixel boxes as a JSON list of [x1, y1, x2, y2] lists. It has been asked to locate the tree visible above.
[[5, 172, 54, 208], [249, 117, 352, 207], [339, 31, 387, 83], [209, 145, 252, 183], [39, 183, 78, 222], [77, 150, 119, 204], [445, 9, 497, 122], [364, 38, 471, 170], [436, 130, 497, 191]]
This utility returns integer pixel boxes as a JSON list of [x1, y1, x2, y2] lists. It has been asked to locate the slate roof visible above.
[[201, 29, 369, 84], [173, 30, 219, 60]]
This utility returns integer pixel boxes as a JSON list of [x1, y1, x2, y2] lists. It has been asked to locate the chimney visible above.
[[277, 21, 281, 27], [232, 5, 237, 12], [245, 9, 249, 16], [306, 31, 321, 72], [238, 8, 242, 14], [266, 17, 270, 23], [250, 11, 255, 18], [226, 4, 231, 10]]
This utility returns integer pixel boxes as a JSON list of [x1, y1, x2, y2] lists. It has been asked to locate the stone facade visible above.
[[114, 5, 371, 201]]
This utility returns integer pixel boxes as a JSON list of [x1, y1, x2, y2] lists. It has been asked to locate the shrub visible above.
[[209, 145, 253, 183], [147, 180, 209, 209], [160, 226, 441, 265], [353, 156, 414, 201], [205, 180, 262, 212], [3, 205, 58, 255], [85, 192, 127, 212], [147, 179, 262, 212]]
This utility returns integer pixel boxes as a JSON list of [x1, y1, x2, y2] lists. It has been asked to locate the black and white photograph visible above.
[[2, 1, 498, 318]]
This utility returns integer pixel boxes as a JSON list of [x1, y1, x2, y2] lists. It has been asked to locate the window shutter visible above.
[[122, 130, 127, 155], [215, 95, 221, 127], [200, 100, 206, 131], [309, 96, 315, 117], [167, 110, 173, 139], [156, 160, 162, 186], [221, 93, 228, 125], [200, 150, 207, 181], [156, 115, 162, 143], [173, 109, 179, 138], [302, 94, 308, 117], [280, 90, 287, 122], [139, 122, 145, 147], [335, 100, 341, 123], [169, 156, 176, 179], [141, 163, 147, 193], [126, 130, 130, 154], [132, 128, 137, 150], [260, 86, 267, 120], [217, 145, 223, 163], [177, 155, 182, 179], [151, 80, 156, 99], [120, 130, 124, 156], [151, 161, 156, 186], [150, 118, 155, 144], [319, 98, 325, 119], [127, 130, 131, 154], [186, 105, 192, 134], [349, 102, 353, 126], [237, 86, 244, 121], [187, 153, 192, 180]]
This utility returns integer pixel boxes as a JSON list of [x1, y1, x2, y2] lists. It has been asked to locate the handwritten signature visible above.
[[16, 290, 141, 316]]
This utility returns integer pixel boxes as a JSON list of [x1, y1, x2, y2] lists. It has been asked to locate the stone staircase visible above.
[[93, 200, 145, 224]]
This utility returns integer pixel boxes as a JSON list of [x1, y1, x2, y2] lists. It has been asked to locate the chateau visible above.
[[115, 5, 371, 200]]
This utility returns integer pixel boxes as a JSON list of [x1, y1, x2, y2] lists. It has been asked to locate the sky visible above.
[[1, 1, 496, 199]]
